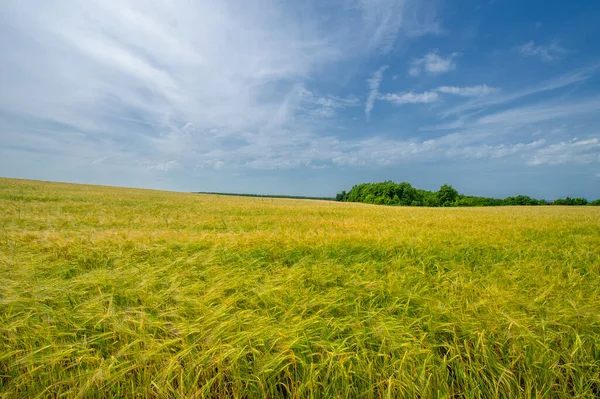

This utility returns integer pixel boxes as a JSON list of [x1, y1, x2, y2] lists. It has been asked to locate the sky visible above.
[[1, 0, 600, 200]]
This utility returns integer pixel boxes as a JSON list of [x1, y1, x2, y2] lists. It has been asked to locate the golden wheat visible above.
[[1, 177, 599, 398]]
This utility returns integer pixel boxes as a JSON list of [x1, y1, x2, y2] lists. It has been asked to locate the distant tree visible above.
[[419, 189, 440, 207], [338, 181, 589, 207], [503, 195, 545, 206], [553, 197, 588, 206], [437, 184, 459, 207], [590, 199, 600, 206], [335, 190, 347, 202]]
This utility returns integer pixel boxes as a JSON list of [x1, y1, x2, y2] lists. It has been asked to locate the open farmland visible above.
[[1, 177, 599, 398]]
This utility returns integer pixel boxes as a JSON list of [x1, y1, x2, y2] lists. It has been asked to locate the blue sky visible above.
[[1, 0, 600, 199]]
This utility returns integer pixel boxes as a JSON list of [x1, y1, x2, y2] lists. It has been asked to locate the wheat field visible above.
[[1, 177, 599, 398]]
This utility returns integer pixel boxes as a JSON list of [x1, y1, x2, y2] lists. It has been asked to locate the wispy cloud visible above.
[[298, 87, 361, 119], [381, 91, 439, 104], [191, 130, 553, 170], [528, 138, 600, 166], [517, 40, 570, 62], [451, 140, 547, 160], [409, 52, 458, 76], [0, 1, 444, 173], [439, 65, 599, 119], [315, 95, 360, 108], [365, 65, 389, 119], [436, 85, 499, 97], [360, 0, 406, 54], [475, 98, 600, 126], [360, 0, 443, 54]]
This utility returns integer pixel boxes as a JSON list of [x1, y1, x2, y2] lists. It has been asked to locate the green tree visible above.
[[335, 191, 347, 202], [437, 184, 458, 207], [339, 180, 586, 207], [552, 197, 588, 206]]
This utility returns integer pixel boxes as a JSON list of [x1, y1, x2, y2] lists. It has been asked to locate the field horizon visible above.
[[1, 177, 599, 398], [4, 176, 598, 205]]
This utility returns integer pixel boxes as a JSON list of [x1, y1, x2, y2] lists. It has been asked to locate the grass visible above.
[[1, 177, 599, 398]]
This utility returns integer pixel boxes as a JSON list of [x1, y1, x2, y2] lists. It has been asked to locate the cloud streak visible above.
[[439, 65, 599, 119], [381, 91, 440, 104], [365, 65, 389, 119], [409, 52, 458, 76], [517, 40, 570, 62], [359, 0, 443, 53], [436, 85, 499, 97], [475, 98, 600, 126]]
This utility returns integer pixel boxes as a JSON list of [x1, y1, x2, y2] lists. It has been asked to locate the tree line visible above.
[[336, 181, 600, 207]]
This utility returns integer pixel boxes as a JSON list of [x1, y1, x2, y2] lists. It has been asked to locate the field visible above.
[[1, 177, 599, 398]]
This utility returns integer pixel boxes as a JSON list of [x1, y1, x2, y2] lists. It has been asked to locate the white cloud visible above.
[[436, 85, 499, 97], [376, 84, 497, 114], [528, 138, 600, 166], [1, 1, 341, 151], [517, 41, 569, 62], [147, 160, 180, 171], [365, 65, 388, 119], [409, 52, 458, 76], [381, 91, 439, 104], [1, 1, 443, 178]]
